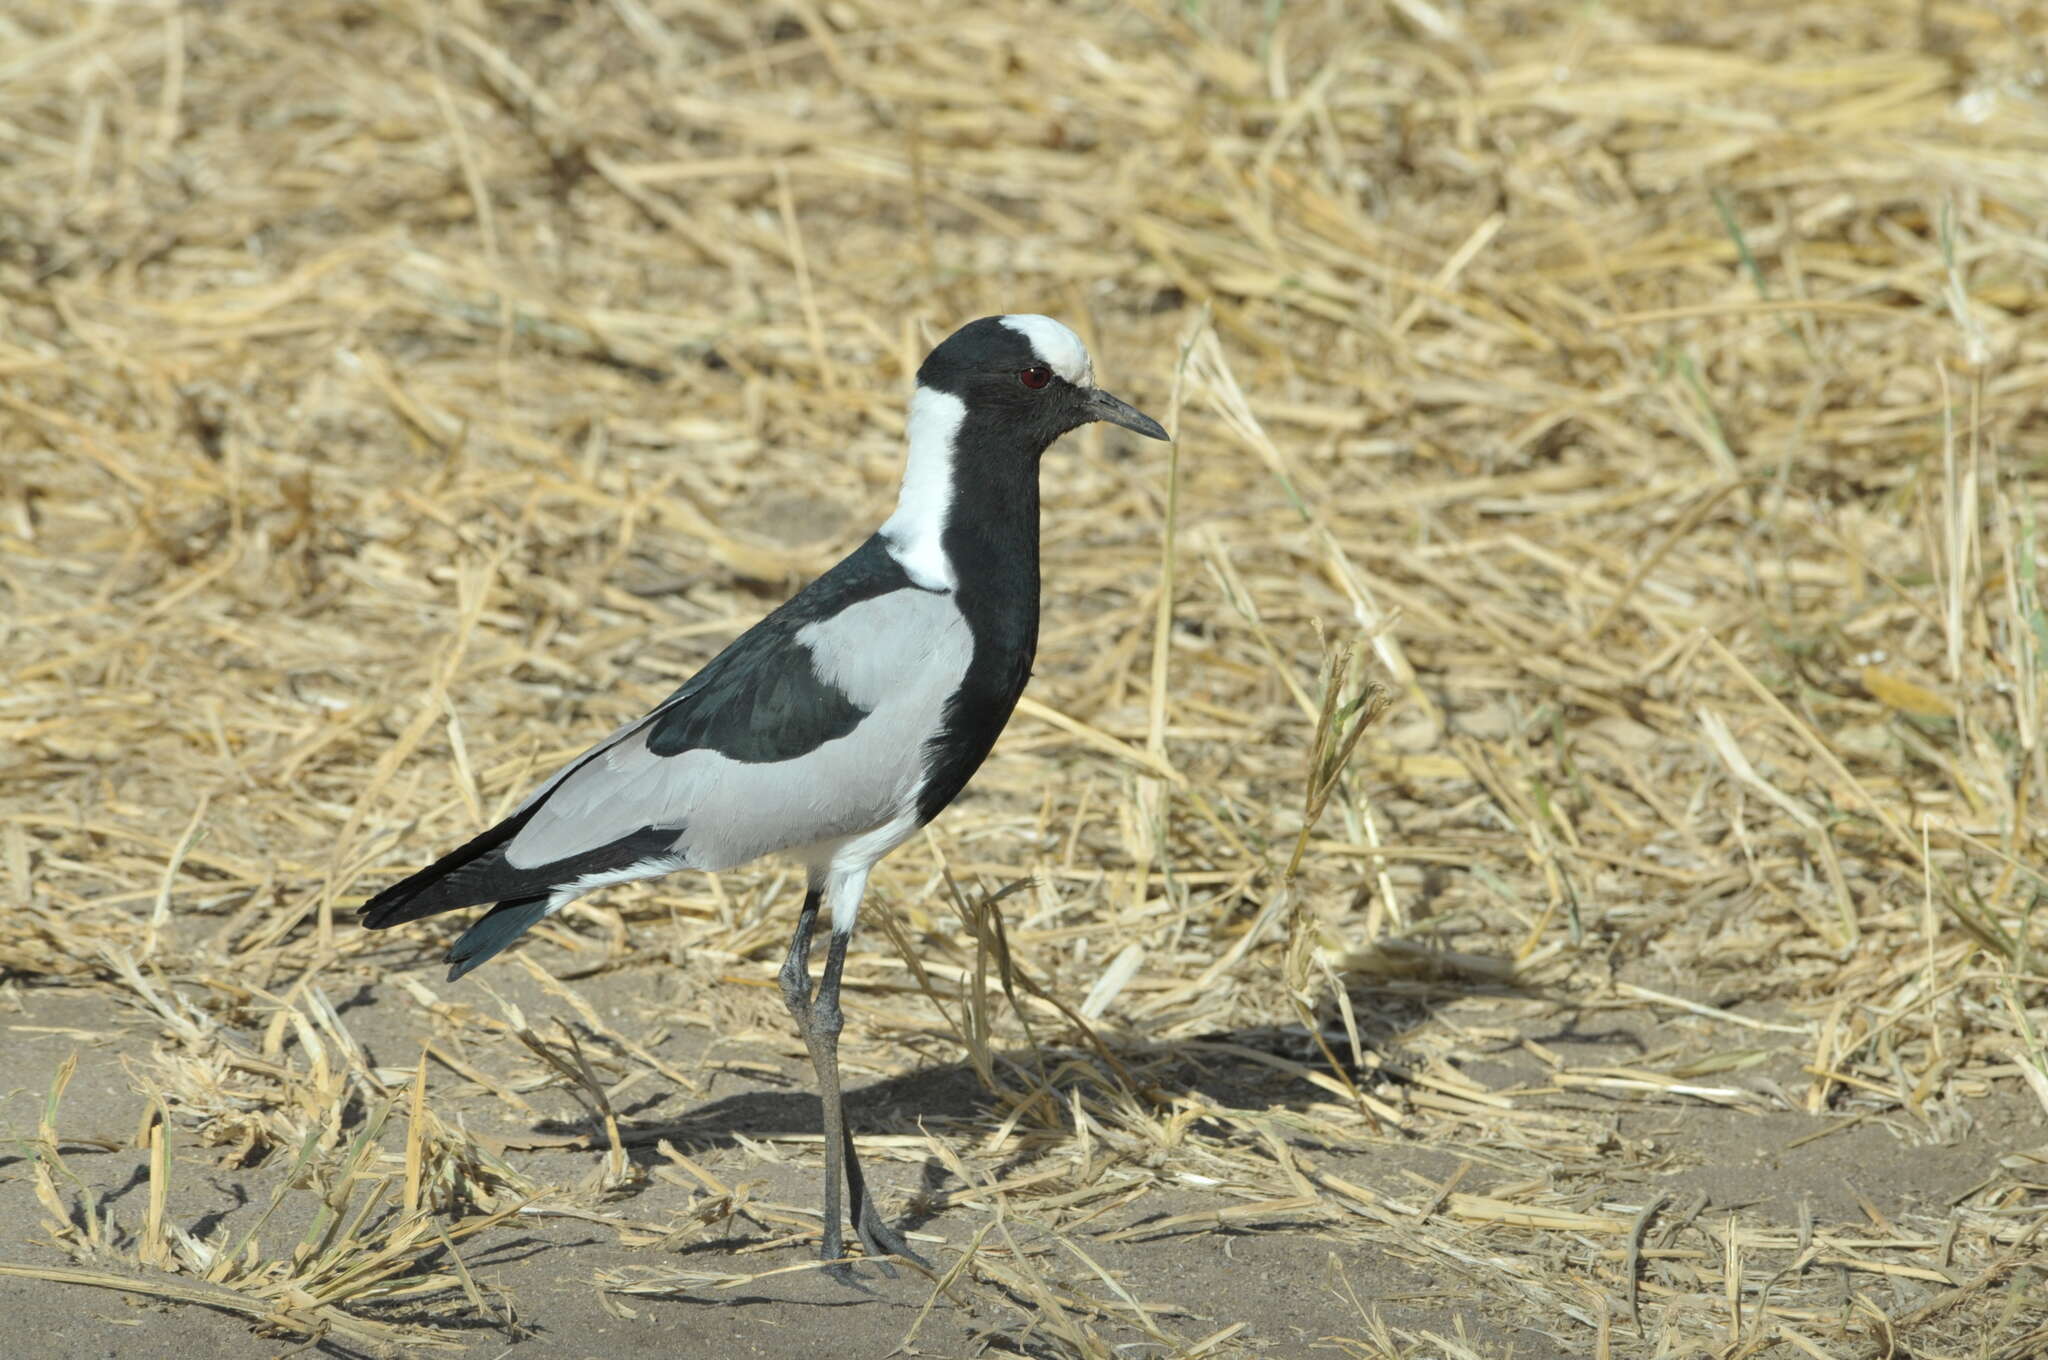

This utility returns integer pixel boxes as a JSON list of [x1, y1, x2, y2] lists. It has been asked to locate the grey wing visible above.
[[504, 587, 976, 874], [358, 543, 974, 960]]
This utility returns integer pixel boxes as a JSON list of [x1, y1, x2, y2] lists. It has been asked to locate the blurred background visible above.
[[3, 2, 2046, 1356]]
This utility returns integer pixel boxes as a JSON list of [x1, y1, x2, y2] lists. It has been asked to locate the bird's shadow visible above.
[[523, 967, 1491, 1212]]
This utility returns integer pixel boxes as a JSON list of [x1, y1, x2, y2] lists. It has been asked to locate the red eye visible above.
[[1020, 365, 1052, 390]]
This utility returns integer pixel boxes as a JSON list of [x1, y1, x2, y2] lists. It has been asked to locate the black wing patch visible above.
[[645, 535, 921, 763], [645, 631, 868, 760]]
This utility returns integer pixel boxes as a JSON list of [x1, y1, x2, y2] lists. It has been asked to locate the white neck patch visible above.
[[879, 384, 965, 591], [999, 314, 1094, 387]]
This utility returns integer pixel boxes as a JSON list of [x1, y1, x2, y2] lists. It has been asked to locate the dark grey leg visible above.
[[812, 929, 928, 1271], [776, 889, 845, 1264], [779, 891, 926, 1274], [777, 888, 823, 1027]]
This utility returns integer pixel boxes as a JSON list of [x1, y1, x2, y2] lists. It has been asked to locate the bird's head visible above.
[[915, 315, 1170, 451]]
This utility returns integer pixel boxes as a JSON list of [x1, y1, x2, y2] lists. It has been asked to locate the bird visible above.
[[358, 315, 1169, 1273]]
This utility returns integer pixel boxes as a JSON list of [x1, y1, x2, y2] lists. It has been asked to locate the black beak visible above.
[[1082, 386, 1170, 441]]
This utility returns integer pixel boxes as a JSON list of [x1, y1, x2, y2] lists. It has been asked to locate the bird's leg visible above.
[[777, 888, 822, 1024], [811, 928, 930, 1272], [776, 889, 848, 1265], [840, 1102, 929, 1268], [782, 890, 927, 1274], [801, 927, 861, 1274]]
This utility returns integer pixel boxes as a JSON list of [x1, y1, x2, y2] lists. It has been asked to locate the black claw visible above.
[[853, 1203, 929, 1273], [854, 1235, 902, 1279]]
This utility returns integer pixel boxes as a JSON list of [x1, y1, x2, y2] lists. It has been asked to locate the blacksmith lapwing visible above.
[[359, 315, 1168, 1271]]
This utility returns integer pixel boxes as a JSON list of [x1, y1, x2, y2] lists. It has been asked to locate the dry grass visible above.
[[5, 0, 2048, 1355]]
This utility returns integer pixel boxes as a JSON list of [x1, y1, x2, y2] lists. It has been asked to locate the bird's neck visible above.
[[884, 383, 1047, 826], [941, 462, 1041, 664], [879, 382, 1042, 659]]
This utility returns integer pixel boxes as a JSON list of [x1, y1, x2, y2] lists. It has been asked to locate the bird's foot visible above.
[[809, 1226, 853, 1284], [819, 1256, 874, 1290], [852, 1200, 930, 1275], [812, 1211, 927, 1285]]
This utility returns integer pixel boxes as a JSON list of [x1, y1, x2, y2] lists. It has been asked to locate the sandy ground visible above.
[[6, 954, 2039, 1358]]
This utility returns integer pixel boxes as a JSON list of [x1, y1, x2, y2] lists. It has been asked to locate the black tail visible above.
[[361, 821, 679, 927], [359, 732, 632, 931], [358, 808, 542, 931], [361, 812, 682, 983], [358, 812, 554, 979]]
